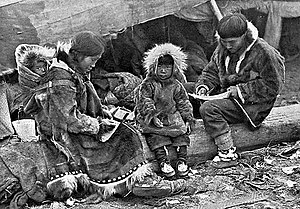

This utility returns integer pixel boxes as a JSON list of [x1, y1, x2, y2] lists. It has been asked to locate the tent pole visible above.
[[209, 0, 223, 21]]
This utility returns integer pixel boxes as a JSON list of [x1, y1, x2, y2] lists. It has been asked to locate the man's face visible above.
[[220, 34, 245, 54], [156, 64, 173, 80], [78, 54, 102, 74]]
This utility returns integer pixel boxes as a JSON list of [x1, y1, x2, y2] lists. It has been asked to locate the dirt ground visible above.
[[29, 57, 300, 209]]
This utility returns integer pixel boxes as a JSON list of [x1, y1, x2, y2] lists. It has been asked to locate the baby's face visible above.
[[156, 64, 173, 80], [32, 61, 47, 76]]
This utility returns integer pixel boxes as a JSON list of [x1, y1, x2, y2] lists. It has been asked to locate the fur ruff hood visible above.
[[15, 44, 56, 68], [15, 44, 56, 87], [143, 43, 188, 83]]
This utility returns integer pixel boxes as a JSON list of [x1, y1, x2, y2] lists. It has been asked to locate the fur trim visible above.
[[56, 41, 71, 54], [0, 68, 16, 77], [87, 161, 152, 200], [55, 41, 72, 65], [143, 43, 187, 83], [15, 44, 56, 68]]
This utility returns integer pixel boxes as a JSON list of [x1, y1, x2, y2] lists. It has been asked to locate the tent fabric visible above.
[[175, 0, 300, 48], [0, 83, 15, 139], [1, 0, 300, 69]]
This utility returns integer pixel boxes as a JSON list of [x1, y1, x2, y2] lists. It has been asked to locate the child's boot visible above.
[[176, 146, 189, 177], [160, 161, 175, 178], [154, 146, 175, 177]]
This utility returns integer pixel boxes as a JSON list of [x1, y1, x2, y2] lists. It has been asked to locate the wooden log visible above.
[[187, 104, 300, 165], [141, 104, 300, 165]]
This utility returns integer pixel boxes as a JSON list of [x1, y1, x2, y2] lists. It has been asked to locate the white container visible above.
[[12, 119, 37, 142]]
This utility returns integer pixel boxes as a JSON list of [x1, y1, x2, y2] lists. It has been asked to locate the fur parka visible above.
[[135, 43, 194, 137], [195, 22, 285, 126]]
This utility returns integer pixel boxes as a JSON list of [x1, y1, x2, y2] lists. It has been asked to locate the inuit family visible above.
[[2, 13, 285, 207]]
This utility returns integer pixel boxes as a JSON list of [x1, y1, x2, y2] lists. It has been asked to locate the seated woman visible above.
[[0, 34, 191, 208]]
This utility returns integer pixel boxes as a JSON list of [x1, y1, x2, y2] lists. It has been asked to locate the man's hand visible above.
[[196, 87, 208, 96], [227, 86, 238, 98], [153, 117, 163, 128]]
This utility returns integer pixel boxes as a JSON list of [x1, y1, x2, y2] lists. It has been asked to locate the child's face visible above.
[[32, 60, 47, 76], [156, 64, 173, 80]]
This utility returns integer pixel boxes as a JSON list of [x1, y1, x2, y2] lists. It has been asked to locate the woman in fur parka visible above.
[[195, 13, 285, 168], [135, 43, 195, 178], [19, 31, 150, 204]]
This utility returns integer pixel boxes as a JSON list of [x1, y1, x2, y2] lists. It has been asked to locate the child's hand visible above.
[[186, 119, 196, 135], [153, 117, 163, 128], [186, 121, 191, 135]]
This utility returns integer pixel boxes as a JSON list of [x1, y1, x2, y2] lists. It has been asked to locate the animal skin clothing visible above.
[[195, 22, 285, 141]]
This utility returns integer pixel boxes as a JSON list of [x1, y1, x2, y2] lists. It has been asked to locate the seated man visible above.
[[194, 13, 285, 168]]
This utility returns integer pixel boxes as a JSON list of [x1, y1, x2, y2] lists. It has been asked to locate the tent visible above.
[[1, 0, 300, 71]]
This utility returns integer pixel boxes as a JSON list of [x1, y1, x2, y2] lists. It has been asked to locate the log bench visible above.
[[141, 104, 300, 165]]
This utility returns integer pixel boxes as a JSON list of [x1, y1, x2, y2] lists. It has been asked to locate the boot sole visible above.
[[177, 170, 189, 177], [209, 160, 239, 169]]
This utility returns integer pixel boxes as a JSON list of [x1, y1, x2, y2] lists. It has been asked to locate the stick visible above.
[[209, 0, 223, 20]]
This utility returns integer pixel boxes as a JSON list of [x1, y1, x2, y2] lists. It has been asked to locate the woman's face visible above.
[[220, 34, 245, 54], [78, 54, 102, 74], [156, 64, 173, 80]]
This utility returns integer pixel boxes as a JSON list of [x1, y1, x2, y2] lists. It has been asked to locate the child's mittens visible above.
[[185, 117, 196, 134]]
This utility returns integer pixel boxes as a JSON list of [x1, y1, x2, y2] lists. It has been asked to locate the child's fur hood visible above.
[[143, 43, 188, 83], [15, 44, 56, 68], [15, 44, 56, 87]]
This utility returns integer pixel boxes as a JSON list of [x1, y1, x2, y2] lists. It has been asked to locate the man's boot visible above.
[[210, 131, 239, 168]]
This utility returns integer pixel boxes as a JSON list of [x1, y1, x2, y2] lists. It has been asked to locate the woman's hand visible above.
[[100, 118, 117, 132], [102, 108, 113, 119], [153, 116, 163, 128]]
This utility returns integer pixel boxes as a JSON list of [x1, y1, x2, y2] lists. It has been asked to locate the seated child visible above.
[[135, 43, 195, 177]]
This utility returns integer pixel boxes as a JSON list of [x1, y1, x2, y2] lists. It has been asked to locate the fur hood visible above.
[[15, 44, 56, 68], [143, 43, 188, 83], [15, 44, 56, 87]]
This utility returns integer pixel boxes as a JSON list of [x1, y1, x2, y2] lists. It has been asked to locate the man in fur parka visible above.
[[195, 13, 285, 168], [135, 43, 195, 178]]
